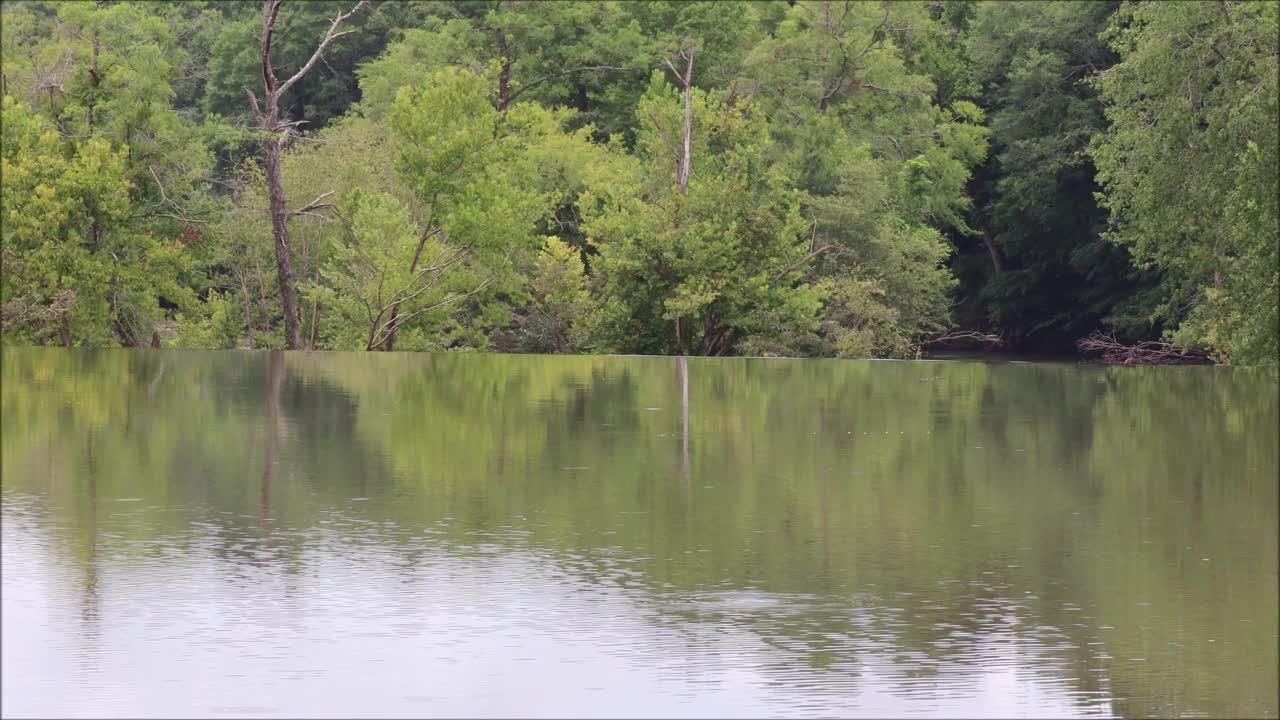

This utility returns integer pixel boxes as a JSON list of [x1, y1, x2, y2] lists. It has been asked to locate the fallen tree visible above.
[[918, 329, 1005, 352], [1075, 331, 1213, 365]]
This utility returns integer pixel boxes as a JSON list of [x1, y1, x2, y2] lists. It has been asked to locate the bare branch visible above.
[[662, 57, 683, 86], [372, 277, 495, 346], [774, 244, 841, 282], [243, 86, 262, 118], [260, 0, 282, 97], [274, 0, 370, 101], [920, 329, 1004, 349], [140, 166, 207, 224], [1076, 331, 1212, 365], [288, 191, 335, 219]]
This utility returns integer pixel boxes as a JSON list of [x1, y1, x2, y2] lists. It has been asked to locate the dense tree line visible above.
[[1, 0, 1276, 363]]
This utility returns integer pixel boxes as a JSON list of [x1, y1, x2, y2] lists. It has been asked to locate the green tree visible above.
[[741, 1, 989, 357], [955, 0, 1158, 350], [301, 67, 558, 351], [584, 73, 823, 356], [1090, 0, 1279, 364], [504, 237, 596, 354], [1, 96, 192, 347]]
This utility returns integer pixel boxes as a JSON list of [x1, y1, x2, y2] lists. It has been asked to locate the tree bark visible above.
[[678, 50, 694, 191], [495, 31, 512, 112], [262, 141, 304, 349], [678, 53, 693, 191], [88, 27, 101, 249]]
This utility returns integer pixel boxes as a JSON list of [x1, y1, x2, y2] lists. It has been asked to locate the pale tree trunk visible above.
[[247, 0, 368, 349], [664, 46, 695, 192], [664, 44, 702, 351], [88, 27, 101, 249]]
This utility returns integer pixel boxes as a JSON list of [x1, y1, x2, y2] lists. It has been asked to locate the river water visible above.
[[2, 348, 1276, 718]]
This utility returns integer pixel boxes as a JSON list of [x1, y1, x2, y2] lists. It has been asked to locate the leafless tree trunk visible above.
[[245, 0, 368, 349], [663, 45, 695, 192], [260, 147, 303, 348]]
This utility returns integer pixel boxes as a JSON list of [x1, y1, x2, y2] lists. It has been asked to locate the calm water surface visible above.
[[2, 348, 1276, 718]]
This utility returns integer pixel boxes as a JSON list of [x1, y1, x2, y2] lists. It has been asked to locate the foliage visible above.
[[1, 96, 192, 347], [1090, 0, 1279, 364], [583, 74, 823, 356], [505, 237, 597, 354], [1, 0, 1276, 363], [955, 0, 1157, 350]]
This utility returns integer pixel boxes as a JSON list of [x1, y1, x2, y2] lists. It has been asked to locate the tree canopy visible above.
[[1, 0, 1276, 364]]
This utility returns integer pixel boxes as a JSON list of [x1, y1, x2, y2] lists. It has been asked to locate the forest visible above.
[[1, 0, 1276, 364]]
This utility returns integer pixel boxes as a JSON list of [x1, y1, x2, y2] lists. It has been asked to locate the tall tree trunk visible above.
[[678, 50, 694, 191], [60, 315, 73, 349], [262, 139, 304, 349], [88, 27, 101, 249], [663, 45, 695, 191]]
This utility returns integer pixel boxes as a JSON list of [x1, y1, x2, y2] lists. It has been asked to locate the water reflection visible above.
[[2, 348, 1276, 718]]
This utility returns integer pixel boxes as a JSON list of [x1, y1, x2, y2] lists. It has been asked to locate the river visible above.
[[2, 348, 1276, 718]]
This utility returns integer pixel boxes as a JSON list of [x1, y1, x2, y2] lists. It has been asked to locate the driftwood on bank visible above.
[[1075, 331, 1212, 365], [919, 329, 1005, 350]]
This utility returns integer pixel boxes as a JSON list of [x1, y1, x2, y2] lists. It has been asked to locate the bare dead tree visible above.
[[244, 0, 369, 349], [662, 43, 695, 192]]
